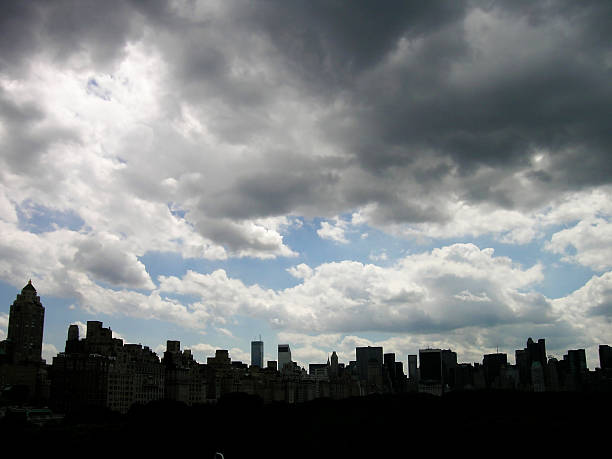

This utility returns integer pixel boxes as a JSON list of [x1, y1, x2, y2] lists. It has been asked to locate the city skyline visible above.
[[1, 1, 612, 371], [3, 280, 612, 415], [2, 280, 609, 374]]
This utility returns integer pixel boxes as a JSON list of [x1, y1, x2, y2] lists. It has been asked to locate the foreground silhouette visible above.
[[2, 391, 610, 457]]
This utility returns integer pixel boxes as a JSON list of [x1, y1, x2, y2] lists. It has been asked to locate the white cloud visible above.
[[228, 347, 250, 363], [189, 343, 218, 362], [317, 219, 349, 244], [42, 343, 59, 363], [353, 187, 612, 248], [546, 218, 612, 271], [369, 250, 388, 262], [0, 186, 17, 223], [215, 327, 236, 339], [287, 263, 313, 280], [188, 342, 249, 364], [158, 244, 548, 335], [551, 271, 612, 365]]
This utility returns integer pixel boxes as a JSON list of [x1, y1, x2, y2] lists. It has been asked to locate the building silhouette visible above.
[[407, 354, 418, 381], [329, 351, 339, 378], [6, 282, 612, 412], [600, 345, 612, 370], [516, 337, 547, 388], [51, 321, 165, 413], [482, 353, 507, 388], [6, 280, 45, 364], [356, 346, 382, 381], [251, 340, 264, 368], [0, 281, 48, 401], [278, 344, 292, 373], [163, 340, 206, 405]]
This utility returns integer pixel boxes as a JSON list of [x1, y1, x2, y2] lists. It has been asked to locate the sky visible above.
[[1, 0, 612, 371]]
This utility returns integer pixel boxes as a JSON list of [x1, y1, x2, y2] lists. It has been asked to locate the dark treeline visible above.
[[2, 391, 609, 457]]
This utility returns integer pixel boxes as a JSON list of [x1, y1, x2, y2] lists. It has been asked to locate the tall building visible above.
[[516, 337, 547, 387], [356, 346, 383, 381], [330, 351, 339, 378], [483, 353, 508, 388], [408, 354, 418, 381], [599, 345, 612, 370], [251, 340, 264, 368], [384, 353, 396, 379], [51, 320, 166, 413], [164, 340, 206, 404], [441, 349, 457, 387], [419, 349, 442, 383], [278, 344, 292, 372], [418, 348, 456, 391], [527, 338, 547, 368], [7, 280, 45, 364], [0, 281, 48, 402], [564, 349, 587, 374]]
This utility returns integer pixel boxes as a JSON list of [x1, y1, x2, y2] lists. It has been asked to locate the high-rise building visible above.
[[330, 351, 339, 378], [441, 349, 457, 387], [0, 281, 48, 402], [516, 337, 547, 387], [7, 280, 45, 364], [278, 344, 292, 372], [599, 345, 612, 370], [51, 321, 165, 413], [418, 348, 457, 389], [527, 337, 547, 368], [483, 353, 508, 388], [384, 353, 396, 379], [564, 349, 587, 374], [419, 349, 442, 383], [356, 346, 383, 381], [408, 354, 418, 381], [251, 340, 264, 368]]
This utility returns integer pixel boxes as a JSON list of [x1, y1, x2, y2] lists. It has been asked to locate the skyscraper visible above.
[[356, 346, 383, 381], [516, 337, 547, 386], [564, 349, 587, 374], [7, 280, 45, 363], [278, 344, 291, 372], [419, 349, 442, 383], [330, 351, 339, 377], [483, 353, 508, 388], [408, 355, 418, 381], [527, 338, 547, 368], [599, 345, 612, 370], [251, 340, 264, 368]]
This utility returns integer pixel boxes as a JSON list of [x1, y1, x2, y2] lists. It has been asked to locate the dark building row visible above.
[[4, 282, 612, 412]]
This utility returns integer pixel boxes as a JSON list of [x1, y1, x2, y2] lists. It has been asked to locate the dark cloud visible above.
[[0, 0, 150, 75], [0, 88, 77, 176], [73, 238, 154, 289], [2, 0, 610, 229], [202, 169, 340, 220], [308, 0, 612, 216], [242, 0, 467, 89]]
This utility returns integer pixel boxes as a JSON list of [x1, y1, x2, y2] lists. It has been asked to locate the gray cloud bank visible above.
[[1, 1, 610, 232]]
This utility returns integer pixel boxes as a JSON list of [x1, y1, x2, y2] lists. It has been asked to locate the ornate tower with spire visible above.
[[7, 280, 45, 363]]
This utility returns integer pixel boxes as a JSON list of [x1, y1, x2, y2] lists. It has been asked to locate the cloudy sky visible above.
[[1, 0, 611, 370]]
